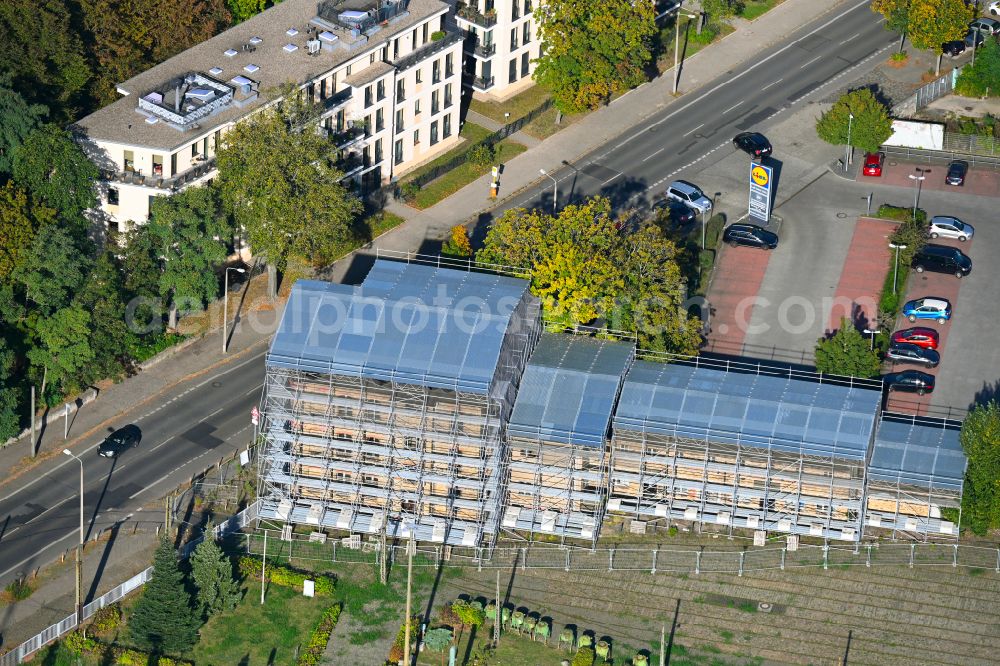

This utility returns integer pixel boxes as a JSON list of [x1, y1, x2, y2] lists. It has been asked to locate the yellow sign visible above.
[[751, 165, 769, 187]]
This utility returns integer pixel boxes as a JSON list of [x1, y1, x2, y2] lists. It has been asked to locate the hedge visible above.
[[297, 604, 342, 665], [237, 556, 336, 596], [62, 631, 191, 665]]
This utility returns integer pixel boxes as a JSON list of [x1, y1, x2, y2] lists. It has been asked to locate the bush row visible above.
[[237, 556, 335, 596], [296, 604, 342, 666], [63, 630, 192, 665]]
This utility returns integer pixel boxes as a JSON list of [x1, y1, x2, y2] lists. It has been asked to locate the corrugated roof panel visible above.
[[867, 416, 967, 491]]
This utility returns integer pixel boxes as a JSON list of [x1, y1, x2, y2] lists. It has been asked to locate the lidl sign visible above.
[[748, 163, 773, 223]]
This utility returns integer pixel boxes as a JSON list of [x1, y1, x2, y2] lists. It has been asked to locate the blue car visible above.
[[902, 297, 951, 324]]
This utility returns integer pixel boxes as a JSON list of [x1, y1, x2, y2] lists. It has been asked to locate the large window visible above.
[[508, 59, 517, 84], [395, 108, 404, 133], [413, 129, 420, 146], [375, 138, 383, 163], [444, 83, 453, 108], [523, 22, 530, 44], [376, 108, 385, 132], [430, 120, 439, 145], [394, 139, 403, 165], [443, 114, 452, 139], [521, 51, 530, 77], [512, 0, 519, 19], [445, 53, 454, 77], [510, 28, 518, 50], [432, 60, 441, 84], [107, 187, 119, 206], [365, 85, 374, 107], [396, 79, 405, 101], [431, 90, 439, 115], [377, 80, 386, 100]]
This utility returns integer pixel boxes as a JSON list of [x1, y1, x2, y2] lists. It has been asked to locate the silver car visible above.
[[665, 180, 713, 213], [928, 215, 974, 242]]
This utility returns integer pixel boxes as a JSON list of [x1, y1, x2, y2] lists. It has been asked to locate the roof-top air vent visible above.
[[224, 48, 238, 57]]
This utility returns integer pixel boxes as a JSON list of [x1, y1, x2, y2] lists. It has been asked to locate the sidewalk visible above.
[[327, 0, 851, 283]]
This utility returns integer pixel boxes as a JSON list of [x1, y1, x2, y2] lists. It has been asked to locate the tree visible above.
[[814, 318, 881, 378], [0, 337, 20, 442], [955, 40, 1000, 98], [871, 0, 911, 52], [0, 79, 47, 175], [815, 88, 893, 154], [533, 0, 657, 113], [80, 0, 231, 104], [227, 0, 269, 23], [16, 225, 91, 315], [959, 401, 1000, 535], [701, 0, 745, 22], [190, 524, 241, 617], [0, 182, 52, 282], [423, 627, 453, 666], [0, 0, 91, 121], [477, 197, 702, 354], [128, 536, 201, 654], [907, 0, 973, 52], [26, 306, 94, 395], [73, 251, 137, 382], [572, 646, 596, 666], [12, 125, 98, 221], [147, 187, 232, 329], [216, 94, 363, 271], [442, 225, 472, 257]]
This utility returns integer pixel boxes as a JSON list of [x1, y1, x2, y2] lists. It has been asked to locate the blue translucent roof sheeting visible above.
[[613, 361, 881, 460], [868, 415, 967, 492], [508, 335, 634, 447], [267, 261, 532, 394]]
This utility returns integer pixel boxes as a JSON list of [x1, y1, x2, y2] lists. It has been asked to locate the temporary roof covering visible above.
[[613, 361, 881, 460], [508, 334, 634, 447], [868, 415, 967, 492], [268, 260, 531, 394]]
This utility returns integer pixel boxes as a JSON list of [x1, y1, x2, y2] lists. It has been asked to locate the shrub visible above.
[[63, 630, 99, 656], [5, 577, 33, 601], [297, 604, 342, 665], [890, 51, 908, 62], [91, 603, 123, 633], [387, 616, 419, 664], [572, 646, 596, 666], [689, 25, 718, 45], [116, 649, 149, 666], [398, 180, 420, 202], [237, 556, 335, 595], [467, 143, 496, 168], [876, 204, 926, 225], [442, 225, 473, 257], [431, 30, 446, 41], [667, 525, 679, 537]]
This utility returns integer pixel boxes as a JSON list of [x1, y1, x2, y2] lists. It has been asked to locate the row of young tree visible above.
[[0, 0, 274, 124]]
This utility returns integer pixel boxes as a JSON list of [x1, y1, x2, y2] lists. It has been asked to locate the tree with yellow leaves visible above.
[[906, 0, 973, 53]]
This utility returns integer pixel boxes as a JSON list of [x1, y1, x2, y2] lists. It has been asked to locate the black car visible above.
[[945, 160, 968, 186], [98, 425, 142, 458], [732, 132, 772, 159], [885, 370, 936, 395], [942, 40, 966, 57], [652, 198, 697, 226], [723, 223, 778, 250], [886, 342, 940, 368], [912, 244, 972, 278]]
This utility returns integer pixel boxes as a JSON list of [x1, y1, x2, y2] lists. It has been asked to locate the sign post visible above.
[[748, 163, 773, 225], [251, 406, 259, 426]]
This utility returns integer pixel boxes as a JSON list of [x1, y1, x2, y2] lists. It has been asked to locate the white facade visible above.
[[76, 0, 464, 229], [454, 0, 541, 99]]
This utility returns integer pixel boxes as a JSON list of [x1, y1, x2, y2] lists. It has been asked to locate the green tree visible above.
[[533, 0, 657, 113], [0, 0, 91, 121], [871, 0, 911, 52], [26, 306, 94, 395], [572, 646, 596, 666], [118, 225, 166, 336], [814, 318, 881, 378], [227, 0, 269, 23], [955, 40, 1000, 98], [0, 182, 53, 282], [815, 88, 894, 154], [216, 94, 363, 271], [907, 0, 972, 52], [423, 627, 453, 666], [12, 125, 98, 221], [147, 187, 231, 329], [960, 401, 1000, 535], [190, 524, 241, 617], [477, 197, 701, 354], [128, 536, 201, 654], [0, 79, 47, 175], [73, 251, 137, 382], [0, 337, 20, 442], [16, 225, 91, 315], [701, 0, 745, 22]]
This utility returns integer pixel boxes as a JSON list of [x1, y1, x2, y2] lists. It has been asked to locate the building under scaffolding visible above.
[[502, 334, 634, 545], [865, 413, 965, 538], [256, 259, 541, 547], [607, 357, 883, 542]]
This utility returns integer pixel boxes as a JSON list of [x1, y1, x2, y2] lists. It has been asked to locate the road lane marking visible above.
[[602, 173, 623, 185], [0, 529, 76, 579], [723, 101, 744, 114], [843, 32, 860, 44], [800, 55, 823, 69], [683, 123, 705, 137], [642, 148, 666, 162], [2, 501, 68, 538], [761, 78, 784, 91]]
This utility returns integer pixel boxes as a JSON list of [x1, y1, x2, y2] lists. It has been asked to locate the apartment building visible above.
[[74, 0, 464, 229], [454, 0, 541, 98], [257, 259, 542, 548]]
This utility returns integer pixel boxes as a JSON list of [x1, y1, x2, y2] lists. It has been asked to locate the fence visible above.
[[894, 66, 958, 116], [242, 529, 1000, 576], [880, 144, 1000, 169], [0, 501, 259, 665]]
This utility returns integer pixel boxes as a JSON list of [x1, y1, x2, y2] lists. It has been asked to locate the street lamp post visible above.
[[889, 242, 907, 294], [908, 168, 930, 221], [63, 449, 84, 623], [672, 9, 700, 95], [863, 328, 881, 351], [539, 168, 558, 213], [222, 267, 246, 354], [845, 113, 854, 168]]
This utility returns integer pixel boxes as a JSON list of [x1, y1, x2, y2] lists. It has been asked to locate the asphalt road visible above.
[[0, 0, 897, 595], [0, 351, 265, 590], [493, 0, 893, 219]]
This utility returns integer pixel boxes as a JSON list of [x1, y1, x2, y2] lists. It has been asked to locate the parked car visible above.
[[862, 152, 885, 176], [942, 40, 966, 57], [98, 424, 142, 458], [891, 327, 940, 350], [732, 132, 772, 159], [665, 180, 713, 213], [965, 29, 986, 48], [928, 215, 973, 241], [722, 223, 778, 250], [970, 17, 1000, 36], [884, 370, 936, 395], [886, 342, 940, 368], [902, 297, 951, 324], [991, 0, 1000, 16], [945, 160, 968, 186], [652, 198, 697, 226], [911, 244, 972, 278]]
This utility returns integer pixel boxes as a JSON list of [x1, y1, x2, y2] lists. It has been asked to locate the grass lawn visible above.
[[522, 106, 584, 140], [655, 18, 735, 75], [740, 0, 784, 21], [401, 122, 492, 183], [192, 584, 330, 665], [407, 139, 527, 209], [469, 85, 552, 124]]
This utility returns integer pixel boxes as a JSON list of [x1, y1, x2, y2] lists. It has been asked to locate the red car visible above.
[[891, 327, 940, 350], [862, 152, 885, 177]]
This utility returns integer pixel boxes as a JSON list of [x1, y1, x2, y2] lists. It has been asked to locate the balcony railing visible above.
[[328, 125, 368, 149], [464, 35, 496, 58], [321, 88, 352, 112], [471, 76, 495, 91], [393, 31, 464, 72], [103, 156, 217, 191], [455, 2, 497, 28]]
